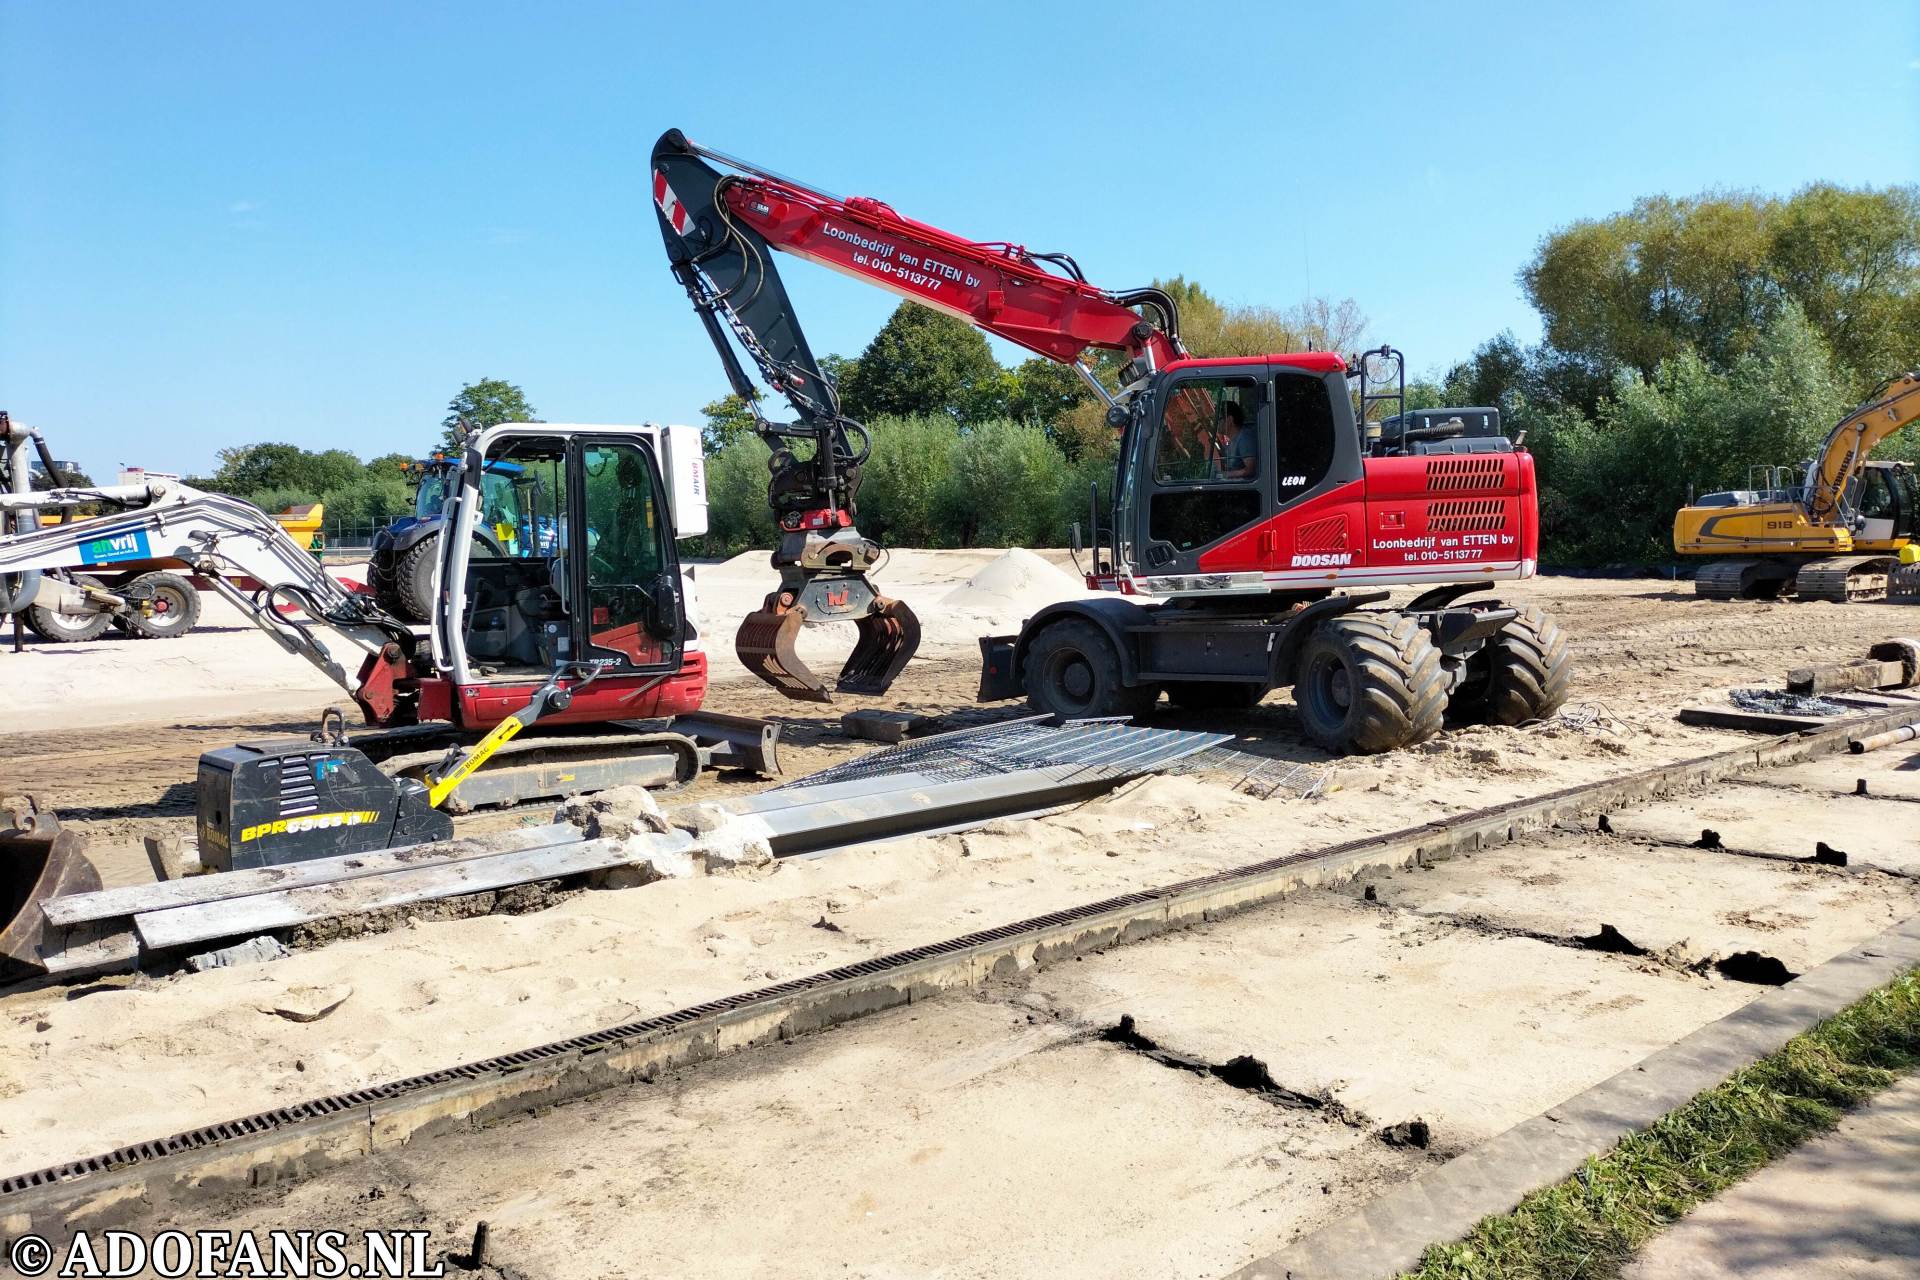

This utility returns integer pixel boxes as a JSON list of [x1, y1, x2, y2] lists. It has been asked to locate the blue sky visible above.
[[3, 1, 1916, 480]]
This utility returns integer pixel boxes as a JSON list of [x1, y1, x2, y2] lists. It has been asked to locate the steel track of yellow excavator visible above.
[[0, 796, 101, 979]]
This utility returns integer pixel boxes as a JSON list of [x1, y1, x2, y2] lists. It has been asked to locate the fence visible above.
[[321, 520, 385, 555]]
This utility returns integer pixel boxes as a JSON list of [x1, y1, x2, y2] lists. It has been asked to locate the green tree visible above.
[[208, 443, 360, 496], [839, 303, 1007, 425], [1768, 184, 1920, 390], [318, 472, 414, 527], [700, 393, 761, 453], [1522, 185, 1920, 394], [855, 414, 963, 546], [936, 420, 1072, 546], [442, 378, 539, 448], [699, 435, 778, 555], [1006, 358, 1091, 432], [1531, 303, 1847, 564]]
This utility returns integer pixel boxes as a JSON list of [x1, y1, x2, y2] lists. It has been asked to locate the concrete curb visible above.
[[1231, 913, 1920, 1280]]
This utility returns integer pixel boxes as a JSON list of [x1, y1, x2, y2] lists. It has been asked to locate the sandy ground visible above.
[[4, 562, 1920, 1189], [111, 815, 1920, 1278]]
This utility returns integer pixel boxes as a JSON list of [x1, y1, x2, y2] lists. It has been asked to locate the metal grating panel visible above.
[[778, 716, 1230, 790]]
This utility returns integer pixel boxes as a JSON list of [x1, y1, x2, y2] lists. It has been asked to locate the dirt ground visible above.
[[4, 560, 1920, 1270]]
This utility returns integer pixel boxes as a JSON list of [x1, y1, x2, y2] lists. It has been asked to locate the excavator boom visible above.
[[1808, 373, 1920, 523], [651, 129, 1186, 701]]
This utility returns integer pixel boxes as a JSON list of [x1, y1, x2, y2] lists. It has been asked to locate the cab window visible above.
[[1271, 371, 1336, 502], [461, 440, 568, 673], [1153, 377, 1260, 485], [581, 442, 673, 666], [1149, 375, 1262, 551]]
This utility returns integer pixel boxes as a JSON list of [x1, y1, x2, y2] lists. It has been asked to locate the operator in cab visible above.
[[1216, 401, 1258, 481]]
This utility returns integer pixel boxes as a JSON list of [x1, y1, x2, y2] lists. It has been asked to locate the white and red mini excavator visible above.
[[652, 131, 1571, 750]]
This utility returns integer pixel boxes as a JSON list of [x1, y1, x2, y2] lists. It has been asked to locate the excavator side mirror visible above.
[[646, 572, 682, 639]]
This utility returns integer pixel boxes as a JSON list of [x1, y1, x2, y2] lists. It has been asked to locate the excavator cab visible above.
[[436, 425, 690, 689], [1112, 360, 1358, 584], [1851, 462, 1918, 550]]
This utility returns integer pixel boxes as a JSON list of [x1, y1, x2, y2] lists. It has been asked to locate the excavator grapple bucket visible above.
[[0, 798, 100, 979], [838, 595, 921, 696], [735, 577, 922, 703], [736, 592, 832, 703]]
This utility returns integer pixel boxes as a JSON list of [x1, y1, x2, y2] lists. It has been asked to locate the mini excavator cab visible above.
[[437, 425, 689, 685]]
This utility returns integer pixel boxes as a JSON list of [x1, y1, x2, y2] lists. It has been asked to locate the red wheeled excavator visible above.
[[652, 130, 1571, 750]]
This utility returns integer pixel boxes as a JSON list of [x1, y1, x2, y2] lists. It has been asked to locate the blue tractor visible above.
[[370, 453, 557, 623]]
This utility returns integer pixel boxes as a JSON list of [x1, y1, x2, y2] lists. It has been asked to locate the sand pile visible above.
[[939, 548, 1087, 619]]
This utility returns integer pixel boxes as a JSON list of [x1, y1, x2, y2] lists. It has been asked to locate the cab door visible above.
[[572, 435, 684, 674], [1132, 364, 1358, 584], [1136, 370, 1269, 580]]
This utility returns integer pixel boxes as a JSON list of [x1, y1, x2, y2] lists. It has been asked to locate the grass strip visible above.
[[1402, 966, 1920, 1279]]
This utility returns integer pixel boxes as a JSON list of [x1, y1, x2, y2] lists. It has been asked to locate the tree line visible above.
[[695, 280, 1367, 554], [190, 379, 537, 530], [197, 180, 1918, 568]]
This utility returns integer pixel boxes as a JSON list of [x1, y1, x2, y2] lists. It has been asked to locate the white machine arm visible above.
[[0, 481, 407, 695]]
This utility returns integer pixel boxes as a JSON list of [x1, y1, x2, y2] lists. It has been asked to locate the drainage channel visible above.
[[7, 704, 1917, 1235]]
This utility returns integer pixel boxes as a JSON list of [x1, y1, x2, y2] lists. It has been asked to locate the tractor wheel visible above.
[[1292, 613, 1446, 754], [24, 574, 112, 643], [1024, 619, 1156, 721], [387, 535, 440, 625], [1450, 604, 1571, 725], [1165, 680, 1264, 712], [123, 571, 201, 639]]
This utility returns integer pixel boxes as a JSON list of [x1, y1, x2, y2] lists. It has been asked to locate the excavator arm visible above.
[[650, 129, 1186, 701], [1808, 373, 1920, 523], [0, 476, 414, 719]]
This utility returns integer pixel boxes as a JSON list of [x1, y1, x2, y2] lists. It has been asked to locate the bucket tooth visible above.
[[837, 595, 921, 696], [0, 800, 101, 979], [734, 594, 830, 703]]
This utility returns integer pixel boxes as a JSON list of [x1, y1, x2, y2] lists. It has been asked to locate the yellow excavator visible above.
[[1674, 373, 1920, 601]]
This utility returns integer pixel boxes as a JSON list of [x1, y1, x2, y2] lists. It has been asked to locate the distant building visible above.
[[117, 465, 182, 486]]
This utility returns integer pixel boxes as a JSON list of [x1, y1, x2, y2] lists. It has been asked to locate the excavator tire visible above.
[[385, 535, 440, 625], [123, 571, 200, 639], [1165, 680, 1264, 712], [23, 573, 112, 643], [1292, 613, 1445, 754], [1451, 604, 1572, 726], [1024, 619, 1157, 721]]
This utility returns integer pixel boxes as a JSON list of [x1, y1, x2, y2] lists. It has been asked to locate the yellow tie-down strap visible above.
[[427, 715, 529, 808]]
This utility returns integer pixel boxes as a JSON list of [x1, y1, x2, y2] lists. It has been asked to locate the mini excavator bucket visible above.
[[0, 797, 101, 979], [735, 567, 922, 703]]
